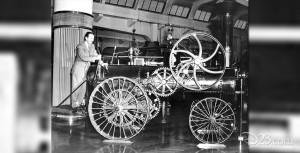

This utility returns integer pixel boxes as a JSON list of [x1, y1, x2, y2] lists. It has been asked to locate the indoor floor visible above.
[[52, 100, 249, 153]]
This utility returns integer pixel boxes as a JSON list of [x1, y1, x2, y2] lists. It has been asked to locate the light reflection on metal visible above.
[[69, 116, 73, 126]]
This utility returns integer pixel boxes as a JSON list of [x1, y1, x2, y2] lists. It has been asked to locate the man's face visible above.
[[86, 34, 94, 45]]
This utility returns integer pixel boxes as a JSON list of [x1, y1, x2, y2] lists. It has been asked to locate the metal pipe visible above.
[[161, 101, 166, 124], [223, 12, 233, 67], [216, 0, 237, 68]]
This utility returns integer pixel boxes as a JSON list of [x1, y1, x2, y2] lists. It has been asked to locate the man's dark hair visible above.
[[84, 32, 94, 41]]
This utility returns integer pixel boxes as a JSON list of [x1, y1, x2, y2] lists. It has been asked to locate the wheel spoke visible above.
[[156, 83, 163, 90], [201, 44, 220, 63], [166, 74, 173, 81], [214, 100, 223, 116], [209, 100, 214, 118], [193, 108, 209, 119], [157, 73, 163, 80], [121, 79, 126, 90], [218, 108, 231, 118], [120, 95, 134, 105], [206, 124, 211, 143], [191, 33, 202, 57], [92, 112, 103, 116], [217, 113, 235, 119], [211, 122, 221, 143], [107, 80, 114, 94], [197, 62, 223, 74], [107, 112, 117, 122], [162, 85, 166, 94], [112, 124, 116, 138], [173, 49, 197, 59], [193, 122, 208, 131], [199, 100, 210, 117], [94, 115, 105, 122], [191, 114, 208, 121], [204, 99, 211, 116], [128, 85, 137, 94], [102, 86, 116, 102], [214, 121, 232, 135], [165, 84, 172, 92], [107, 123, 113, 137], [215, 104, 227, 116], [93, 96, 113, 106], [212, 99, 217, 117], [176, 61, 194, 78], [96, 90, 114, 104], [193, 66, 202, 89], [212, 122, 225, 142]]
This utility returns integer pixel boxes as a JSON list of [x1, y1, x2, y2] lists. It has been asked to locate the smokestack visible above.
[[216, 0, 238, 68]]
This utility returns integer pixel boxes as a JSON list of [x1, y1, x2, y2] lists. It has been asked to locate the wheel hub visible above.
[[114, 105, 122, 112], [209, 116, 216, 123], [183, 69, 189, 74], [162, 79, 167, 85], [194, 58, 201, 65]]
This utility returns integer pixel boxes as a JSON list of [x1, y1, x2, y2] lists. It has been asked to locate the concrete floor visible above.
[[52, 101, 248, 153]]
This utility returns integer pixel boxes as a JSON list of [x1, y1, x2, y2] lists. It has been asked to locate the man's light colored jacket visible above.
[[71, 42, 98, 76]]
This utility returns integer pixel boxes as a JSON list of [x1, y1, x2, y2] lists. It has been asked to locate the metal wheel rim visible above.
[[189, 97, 235, 143], [88, 76, 150, 140]]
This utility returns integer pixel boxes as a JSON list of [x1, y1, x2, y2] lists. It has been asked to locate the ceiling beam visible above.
[[95, 29, 149, 42]]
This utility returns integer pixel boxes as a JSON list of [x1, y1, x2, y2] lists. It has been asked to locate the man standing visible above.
[[71, 32, 102, 110]]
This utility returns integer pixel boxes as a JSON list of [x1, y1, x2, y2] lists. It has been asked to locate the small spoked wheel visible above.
[[169, 32, 226, 91], [189, 97, 235, 144], [150, 67, 178, 97], [88, 77, 150, 140]]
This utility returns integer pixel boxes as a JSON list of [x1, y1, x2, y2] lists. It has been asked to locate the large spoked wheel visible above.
[[189, 97, 235, 144], [88, 77, 150, 140], [169, 32, 226, 91]]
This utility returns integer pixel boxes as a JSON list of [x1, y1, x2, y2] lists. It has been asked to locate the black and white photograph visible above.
[[51, 0, 249, 153], [3, 0, 300, 153]]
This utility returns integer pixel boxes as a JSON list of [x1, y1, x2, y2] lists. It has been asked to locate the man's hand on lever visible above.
[[102, 62, 108, 68], [95, 54, 108, 68], [96, 54, 102, 60]]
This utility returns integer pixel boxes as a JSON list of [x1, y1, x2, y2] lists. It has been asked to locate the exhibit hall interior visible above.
[[51, 0, 249, 152]]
